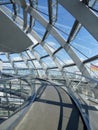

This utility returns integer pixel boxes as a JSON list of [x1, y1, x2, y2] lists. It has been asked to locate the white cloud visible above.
[[38, 5, 48, 10], [73, 42, 93, 56], [55, 23, 71, 30]]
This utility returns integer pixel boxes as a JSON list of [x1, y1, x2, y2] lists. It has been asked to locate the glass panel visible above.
[[37, 0, 48, 20], [2, 69, 15, 74], [0, 55, 8, 62], [54, 4, 75, 39], [42, 57, 56, 68], [21, 52, 30, 59], [47, 69, 63, 79], [3, 63, 13, 69], [33, 20, 46, 38], [34, 45, 48, 57], [55, 49, 73, 65], [33, 60, 42, 68], [26, 50, 35, 59], [63, 66, 80, 73], [38, 69, 46, 77], [70, 27, 98, 59], [10, 53, 22, 61], [27, 61, 35, 68], [14, 62, 27, 68], [90, 1, 98, 16], [45, 34, 61, 50], [4, 0, 13, 11], [17, 6, 24, 19], [17, 69, 32, 75]]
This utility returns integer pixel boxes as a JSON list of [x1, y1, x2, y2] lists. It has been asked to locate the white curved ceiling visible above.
[[0, 9, 33, 52]]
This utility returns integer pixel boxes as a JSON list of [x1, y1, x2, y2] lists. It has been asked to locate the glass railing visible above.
[[46, 70, 98, 102], [0, 71, 98, 129], [45, 70, 98, 129], [0, 74, 34, 121], [0, 73, 49, 124]]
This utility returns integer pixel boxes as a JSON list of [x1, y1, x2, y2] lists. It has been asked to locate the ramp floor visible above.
[[14, 84, 86, 130]]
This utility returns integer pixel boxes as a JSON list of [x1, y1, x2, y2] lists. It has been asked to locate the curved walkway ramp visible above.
[[0, 81, 86, 130], [14, 84, 86, 130]]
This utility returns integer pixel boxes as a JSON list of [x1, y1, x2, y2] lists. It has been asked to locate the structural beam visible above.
[[48, 0, 58, 25], [58, 0, 98, 41], [83, 55, 98, 64], [67, 20, 82, 43]]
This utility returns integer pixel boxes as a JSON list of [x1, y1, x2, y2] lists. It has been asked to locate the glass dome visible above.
[[0, 0, 98, 129]]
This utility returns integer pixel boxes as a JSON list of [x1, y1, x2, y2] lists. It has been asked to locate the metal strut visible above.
[[48, 0, 58, 25]]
